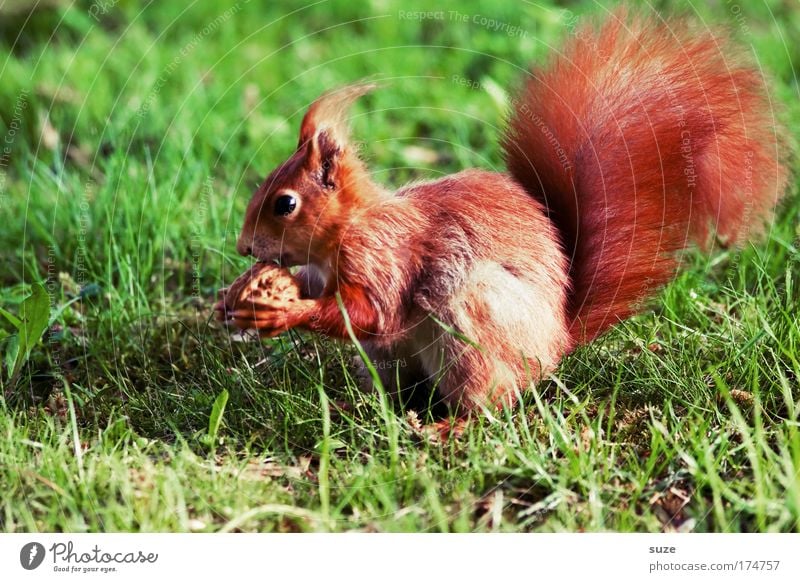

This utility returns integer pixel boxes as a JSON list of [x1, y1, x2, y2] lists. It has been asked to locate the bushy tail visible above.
[[502, 12, 789, 345]]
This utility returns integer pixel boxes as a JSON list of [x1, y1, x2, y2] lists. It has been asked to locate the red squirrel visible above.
[[217, 15, 789, 413]]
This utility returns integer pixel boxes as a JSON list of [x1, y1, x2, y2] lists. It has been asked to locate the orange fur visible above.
[[223, 13, 789, 413], [503, 14, 789, 342]]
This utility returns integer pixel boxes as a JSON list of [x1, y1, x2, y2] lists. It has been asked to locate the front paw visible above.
[[230, 304, 298, 337], [216, 263, 303, 335]]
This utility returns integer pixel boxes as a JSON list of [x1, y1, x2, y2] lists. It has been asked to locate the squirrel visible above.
[[216, 13, 789, 414]]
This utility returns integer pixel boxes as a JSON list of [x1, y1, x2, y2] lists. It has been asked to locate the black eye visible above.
[[274, 194, 297, 216]]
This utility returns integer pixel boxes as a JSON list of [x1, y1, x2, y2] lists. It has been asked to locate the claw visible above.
[[214, 297, 241, 325]]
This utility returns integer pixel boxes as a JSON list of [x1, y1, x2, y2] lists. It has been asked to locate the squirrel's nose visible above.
[[236, 237, 252, 257]]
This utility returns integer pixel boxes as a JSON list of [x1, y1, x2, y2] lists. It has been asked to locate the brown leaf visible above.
[[650, 484, 693, 532], [729, 389, 754, 407]]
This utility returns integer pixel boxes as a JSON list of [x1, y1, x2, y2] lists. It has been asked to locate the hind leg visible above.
[[413, 261, 569, 412], [420, 326, 524, 413]]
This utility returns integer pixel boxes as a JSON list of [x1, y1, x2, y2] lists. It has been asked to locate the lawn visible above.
[[1, 0, 799, 532]]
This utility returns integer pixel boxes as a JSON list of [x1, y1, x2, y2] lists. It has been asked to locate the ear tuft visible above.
[[298, 82, 379, 149]]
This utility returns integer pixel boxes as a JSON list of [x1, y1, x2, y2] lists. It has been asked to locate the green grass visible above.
[[1, 0, 799, 532]]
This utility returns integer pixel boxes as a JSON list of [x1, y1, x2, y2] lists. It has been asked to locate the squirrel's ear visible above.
[[297, 82, 377, 152]]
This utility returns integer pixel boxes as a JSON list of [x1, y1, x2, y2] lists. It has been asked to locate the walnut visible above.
[[215, 263, 302, 325]]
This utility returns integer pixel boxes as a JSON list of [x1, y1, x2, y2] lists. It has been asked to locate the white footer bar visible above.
[[1, 533, 798, 581]]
